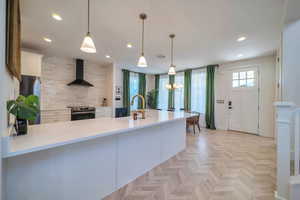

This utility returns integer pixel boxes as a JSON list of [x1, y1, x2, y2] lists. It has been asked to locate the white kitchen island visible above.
[[3, 110, 193, 200]]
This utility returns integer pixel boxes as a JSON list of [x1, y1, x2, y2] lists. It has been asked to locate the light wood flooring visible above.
[[104, 129, 276, 200]]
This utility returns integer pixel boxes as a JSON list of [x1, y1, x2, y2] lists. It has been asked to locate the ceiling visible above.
[[283, 0, 300, 25], [21, 0, 285, 74]]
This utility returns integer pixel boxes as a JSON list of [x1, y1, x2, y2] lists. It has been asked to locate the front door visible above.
[[228, 68, 259, 134]]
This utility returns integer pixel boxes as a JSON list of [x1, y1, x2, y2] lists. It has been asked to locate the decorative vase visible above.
[[15, 119, 28, 135]]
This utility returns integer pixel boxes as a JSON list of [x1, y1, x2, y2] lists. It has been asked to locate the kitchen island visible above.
[[3, 110, 193, 200]]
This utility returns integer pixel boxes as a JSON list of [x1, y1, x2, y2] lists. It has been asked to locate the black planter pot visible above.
[[15, 119, 28, 135]]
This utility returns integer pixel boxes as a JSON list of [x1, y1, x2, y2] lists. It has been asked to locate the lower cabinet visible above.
[[41, 109, 71, 124], [96, 107, 112, 118]]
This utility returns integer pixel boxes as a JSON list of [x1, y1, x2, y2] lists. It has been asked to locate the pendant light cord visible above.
[[171, 37, 173, 66], [141, 19, 144, 56], [169, 34, 175, 67], [88, 0, 90, 33]]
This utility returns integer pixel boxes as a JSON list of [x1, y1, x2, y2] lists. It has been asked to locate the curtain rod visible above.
[[122, 64, 219, 76], [122, 68, 146, 75]]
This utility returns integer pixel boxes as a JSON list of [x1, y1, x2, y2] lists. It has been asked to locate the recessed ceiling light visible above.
[[105, 55, 111, 58], [237, 36, 247, 42], [237, 54, 243, 57], [52, 13, 62, 21], [127, 43, 133, 48], [43, 37, 52, 43]]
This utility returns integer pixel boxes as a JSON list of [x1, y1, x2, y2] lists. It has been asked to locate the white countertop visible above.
[[2, 110, 194, 158]]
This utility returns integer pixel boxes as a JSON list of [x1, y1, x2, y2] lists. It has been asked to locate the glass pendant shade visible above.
[[80, 33, 96, 53], [81, 0, 96, 53], [168, 65, 176, 75], [137, 55, 147, 67]]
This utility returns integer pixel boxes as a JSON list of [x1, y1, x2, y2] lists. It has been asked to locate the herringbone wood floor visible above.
[[104, 129, 276, 200]]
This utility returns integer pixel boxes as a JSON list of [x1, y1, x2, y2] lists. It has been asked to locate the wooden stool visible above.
[[186, 112, 201, 134]]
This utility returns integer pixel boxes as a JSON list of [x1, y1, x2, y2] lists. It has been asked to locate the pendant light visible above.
[[168, 34, 176, 75], [137, 13, 147, 67], [80, 0, 96, 53]]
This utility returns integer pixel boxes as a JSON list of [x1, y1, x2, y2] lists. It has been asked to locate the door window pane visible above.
[[240, 79, 246, 87], [239, 71, 246, 79], [232, 72, 239, 80], [247, 71, 254, 79], [247, 79, 255, 87], [232, 80, 239, 88]]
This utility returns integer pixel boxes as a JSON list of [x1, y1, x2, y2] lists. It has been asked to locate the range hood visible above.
[[67, 59, 94, 87]]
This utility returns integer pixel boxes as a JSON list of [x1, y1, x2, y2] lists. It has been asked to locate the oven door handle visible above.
[[71, 111, 95, 115]]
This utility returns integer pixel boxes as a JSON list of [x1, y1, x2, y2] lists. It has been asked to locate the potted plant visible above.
[[147, 89, 158, 109], [7, 95, 40, 135]]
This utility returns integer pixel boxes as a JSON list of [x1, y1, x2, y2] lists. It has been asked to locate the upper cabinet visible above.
[[21, 51, 43, 77]]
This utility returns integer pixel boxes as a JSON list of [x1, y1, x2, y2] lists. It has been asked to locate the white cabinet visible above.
[[41, 109, 71, 124], [96, 107, 112, 118], [21, 51, 43, 77]]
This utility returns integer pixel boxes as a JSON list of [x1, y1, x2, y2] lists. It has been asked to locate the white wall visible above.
[[105, 63, 114, 107], [215, 56, 276, 138], [282, 19, 300, 106], [112, 64, 123, 111], [0, 0, 19, 198], [0, 0, 7, 198]]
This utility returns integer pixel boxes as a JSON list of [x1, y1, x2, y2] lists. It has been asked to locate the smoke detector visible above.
[[156, 54, 166, 59]]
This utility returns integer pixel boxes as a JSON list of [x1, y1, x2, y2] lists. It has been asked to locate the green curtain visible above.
[[122, 69, 130, 115], [154, 75, 160, 109], [205, 65, 217, 129], [138, 73, 146, 109], [184, 70, 192, 111], [168, 75, 175, 109]]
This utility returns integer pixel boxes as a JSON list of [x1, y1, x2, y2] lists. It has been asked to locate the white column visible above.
[[290, 176, 300, 200], [275, 102, 296, 199]]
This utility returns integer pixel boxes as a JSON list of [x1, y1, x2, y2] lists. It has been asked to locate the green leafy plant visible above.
[[7, 95, 40, 121], [147, 89, 158, 109]]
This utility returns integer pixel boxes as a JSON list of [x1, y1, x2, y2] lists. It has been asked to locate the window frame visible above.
[[129, 72, 140, 110], [190, 68, 206, 114], [232, 70, 257, 89], [174, 72, 185, 111], [157, 74, 169, 110]]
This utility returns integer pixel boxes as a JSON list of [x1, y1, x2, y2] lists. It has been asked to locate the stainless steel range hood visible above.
[[67, 59, 94, 87]]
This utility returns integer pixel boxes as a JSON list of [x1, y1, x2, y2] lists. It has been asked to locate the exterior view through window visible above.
[[232, 70, 255, 88]]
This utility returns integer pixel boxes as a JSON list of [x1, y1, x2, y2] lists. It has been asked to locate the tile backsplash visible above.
[[41, 56, 110, 110]]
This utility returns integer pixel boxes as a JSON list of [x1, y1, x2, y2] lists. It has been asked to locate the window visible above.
[[232, 70, 256, 88], [158, 74, 169, 110], [174, 72, 184, 110], [129, 72, 139, 110], [191, 69, 206, 113]]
